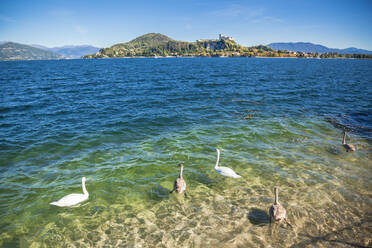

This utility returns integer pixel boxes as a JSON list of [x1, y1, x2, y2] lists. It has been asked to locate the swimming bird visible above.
[[170, 163, 186, 194], [214, 148, 241, 178], [269, 187, 286, 222], [342, 131, 355, 152], [50, 177, 89, 207]]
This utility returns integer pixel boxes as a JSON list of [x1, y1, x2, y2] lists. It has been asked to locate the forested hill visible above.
[[82, 33, 372, 59], [83, 33, 274, 58], [0, 42, 63, 60]]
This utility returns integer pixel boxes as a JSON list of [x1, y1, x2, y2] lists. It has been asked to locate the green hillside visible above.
[[0, 42, 64, 60], [123, 33, 173, 48], [98, 33, 174, 57], [83, 33, 274, 58]]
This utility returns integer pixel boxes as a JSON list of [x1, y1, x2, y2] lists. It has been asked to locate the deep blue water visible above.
[[0, 58, 371, 247], [1, 59, 371, 145]]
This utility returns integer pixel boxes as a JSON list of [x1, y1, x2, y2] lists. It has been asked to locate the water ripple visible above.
[[0, 58, 371, 247]]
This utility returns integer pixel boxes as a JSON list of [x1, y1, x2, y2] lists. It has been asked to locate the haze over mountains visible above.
[[0, 42, 63, 60], [31, 44, 100, 58], [268, 42, 372, 54], [0, 42, 100, 60]]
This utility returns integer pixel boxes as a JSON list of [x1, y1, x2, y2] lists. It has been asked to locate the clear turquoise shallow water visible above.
[[0, 58, 371, 247]]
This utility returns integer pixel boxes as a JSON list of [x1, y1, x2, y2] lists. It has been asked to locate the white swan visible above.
[[214, 148, 241, 178], [50, 177, 89, 207]]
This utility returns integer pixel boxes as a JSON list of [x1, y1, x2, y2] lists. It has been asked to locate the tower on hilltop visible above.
[[219, 34, 233, 41]]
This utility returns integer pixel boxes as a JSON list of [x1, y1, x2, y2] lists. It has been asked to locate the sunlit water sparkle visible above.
[[0, 58, 371, 247]]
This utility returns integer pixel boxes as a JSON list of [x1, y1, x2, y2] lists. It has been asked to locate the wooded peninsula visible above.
[[83, 33, 372, 59]]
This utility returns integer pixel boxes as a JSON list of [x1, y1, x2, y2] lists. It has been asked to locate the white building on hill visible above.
[[219, 34, 233, 41]]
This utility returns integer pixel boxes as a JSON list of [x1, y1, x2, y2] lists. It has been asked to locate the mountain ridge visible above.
[[268, 42, 372, 54], [1, 36, 371, 60], [0, 42, 64, 60], [30, 44, 100, 58], [84, 33, 372, 58]]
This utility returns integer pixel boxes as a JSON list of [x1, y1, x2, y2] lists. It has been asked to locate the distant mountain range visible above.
[[1, 39, 371, 61], [31, 45, 100, 59], [268, 42, 372, 54], [0, 42, 100, 60], [0, 42, 63, 60]]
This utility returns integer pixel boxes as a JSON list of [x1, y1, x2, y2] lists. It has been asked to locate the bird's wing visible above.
[[217, 167, 240, 177], [269, 205, 275, 217], [175, 178, 186, 192], [54, 193, 87, 206], [173, 179, 178, 190], [270, 204, 286, 220]]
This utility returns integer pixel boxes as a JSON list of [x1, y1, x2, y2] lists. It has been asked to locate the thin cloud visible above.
[[49, 10, 75, 17], [211, 4, 282, 24], [251, 16, 283, 24], [301, 24, 322, 29], [211, 6, 244, 17], [0, 14, 16, 23], [75, 25, 88, 34], [211, 5, 264, 18]]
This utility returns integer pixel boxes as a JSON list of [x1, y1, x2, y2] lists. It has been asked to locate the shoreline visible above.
[[0, 56, 372, 62]]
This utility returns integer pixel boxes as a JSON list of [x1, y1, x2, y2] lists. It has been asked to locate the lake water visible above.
[[0, 58, 371, 247]]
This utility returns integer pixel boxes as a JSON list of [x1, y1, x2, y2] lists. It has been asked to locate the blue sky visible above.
[[0, 0, 371, 49]]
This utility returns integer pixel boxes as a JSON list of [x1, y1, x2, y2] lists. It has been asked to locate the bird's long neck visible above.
[[274, 188, 279, 205], [179, 166, 183, 179], [82, 180, 88, 195], [343, 132, 346, 145], [215, 149, 220, 169]]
